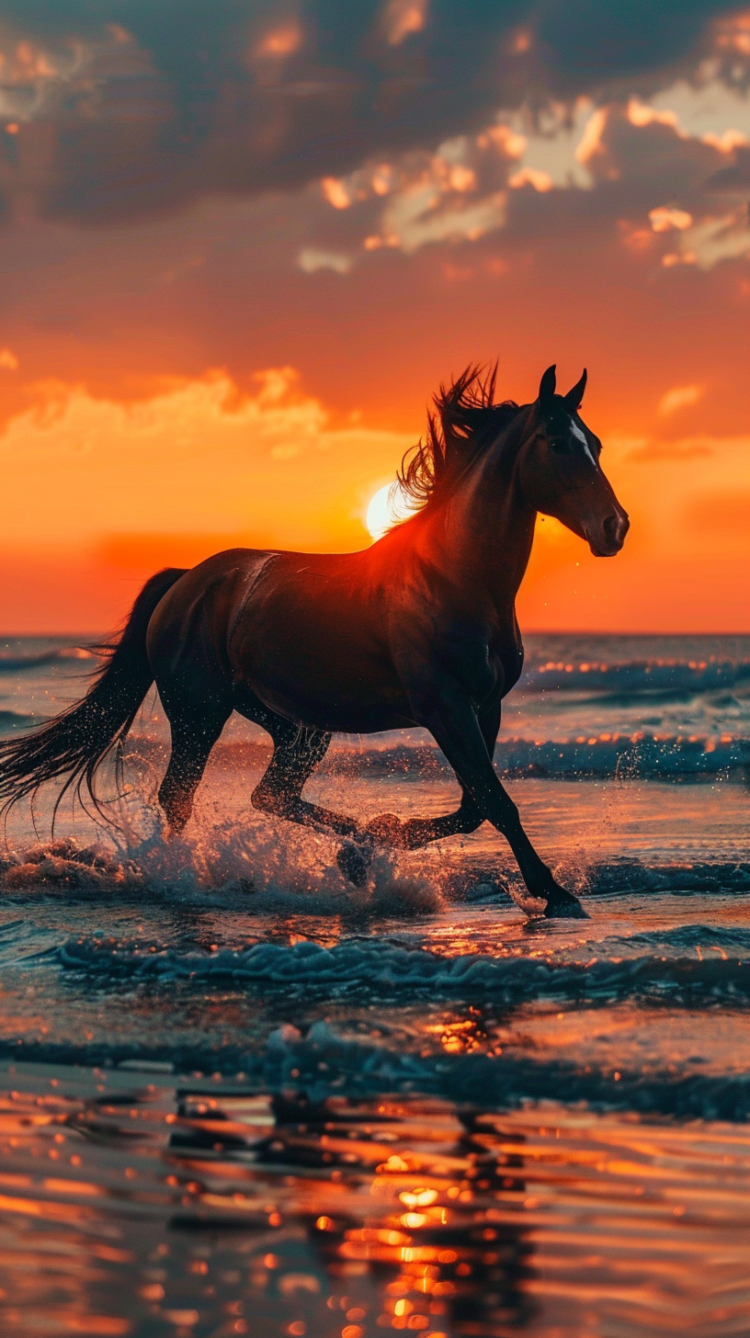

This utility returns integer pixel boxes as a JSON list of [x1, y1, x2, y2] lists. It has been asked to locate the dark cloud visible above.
[[535, 0, 733, 81], [706, 145, 750, 189], [0, 0, 745, 222], [292, 93, 750, 276], [501, 107, 750, 270]]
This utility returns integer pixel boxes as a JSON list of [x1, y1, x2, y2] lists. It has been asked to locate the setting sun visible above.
[[365, 481, 417, 541], [365, 483, 395, 540]]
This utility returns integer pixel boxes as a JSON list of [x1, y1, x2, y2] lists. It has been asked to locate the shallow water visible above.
[[0, 633, 748, 1336], [3, 1065, 750, 1338]]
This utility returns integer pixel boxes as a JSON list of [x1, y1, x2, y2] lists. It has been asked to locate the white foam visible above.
[[0, 803, 442, 918]]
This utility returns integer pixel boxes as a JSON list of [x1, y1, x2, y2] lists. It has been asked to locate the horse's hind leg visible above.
[[366, 793, 483, 849], [252, 721, 486, 884], [251, 721, 361, 839], [249, 719, 377, 884], [247, 707, 497, 885], [158, 703, 230, 836]]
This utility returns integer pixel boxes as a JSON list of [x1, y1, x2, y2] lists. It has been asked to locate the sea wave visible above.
[[494, 734, 749, 778], [521, 657, 750, 695], [0, 710, 38, 731], [3, 1020, 750, 1123], [143, 732, 748, 779], [248, 1019, 750, 1121], [6, 728, 744, 773], [326, 734, 750, 779], [56, 928, 750, 1007], [0, 647, 92, 674], [3, 712, 745, 776]]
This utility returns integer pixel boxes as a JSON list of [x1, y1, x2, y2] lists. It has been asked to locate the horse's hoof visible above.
[[365, 813, 404, 846], [543, 887, 589, 919], [337, 841, 371, 887]]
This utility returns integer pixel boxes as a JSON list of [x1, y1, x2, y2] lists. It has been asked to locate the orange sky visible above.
[[0, 346, 746, 634], [0, 4, 748, 633]]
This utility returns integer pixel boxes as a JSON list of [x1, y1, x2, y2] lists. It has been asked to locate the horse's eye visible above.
[[550, 438, 571, 454]]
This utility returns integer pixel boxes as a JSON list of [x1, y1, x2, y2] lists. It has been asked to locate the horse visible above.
[[0, 363, 628, 918]]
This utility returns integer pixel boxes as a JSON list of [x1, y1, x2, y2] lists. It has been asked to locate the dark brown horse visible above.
[[0, 364, 628, 917]]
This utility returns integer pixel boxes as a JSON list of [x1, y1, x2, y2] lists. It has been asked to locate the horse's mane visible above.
[[398, 364, 520, 512]]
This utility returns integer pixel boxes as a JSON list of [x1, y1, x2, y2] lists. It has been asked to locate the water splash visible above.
[[0, 795, 442, 919]]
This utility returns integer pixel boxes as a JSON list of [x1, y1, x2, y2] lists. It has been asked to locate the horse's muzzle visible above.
[[588, 509, 630, 557]]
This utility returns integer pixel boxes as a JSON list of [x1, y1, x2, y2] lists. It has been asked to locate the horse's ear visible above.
[[538, 364, 556, 406], [563, 368, 587, 412]]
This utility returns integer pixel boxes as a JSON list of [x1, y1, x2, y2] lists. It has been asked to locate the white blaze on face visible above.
[[365, 481, 417, 540], [570, 417, 598, 467]]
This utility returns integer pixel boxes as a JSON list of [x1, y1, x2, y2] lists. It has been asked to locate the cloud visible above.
[[295, 125, 518, 258], [297, 247, 353, 274], [0, 366, 413, 549], [0, 365, 327, 460], [658, 383, 703, 414], [381, 0, 430, 46], [277, 15, 750, 269], [508, 165, 554, 192], [298, 84, 750, 266], [707, 143, 750, 188], [0, 1, 746, 224], [649, 205, 694, 231], [626, 432, 750, 466], [667, 205, 750, 267]]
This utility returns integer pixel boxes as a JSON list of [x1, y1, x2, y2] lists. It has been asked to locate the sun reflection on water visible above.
[[0, 1069, 748, 1336]]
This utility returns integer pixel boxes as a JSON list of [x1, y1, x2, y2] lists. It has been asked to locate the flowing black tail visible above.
[[0, 567, 187, 819]]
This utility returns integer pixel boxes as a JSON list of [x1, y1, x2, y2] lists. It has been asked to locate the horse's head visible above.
[[517, 365, 629, 557]]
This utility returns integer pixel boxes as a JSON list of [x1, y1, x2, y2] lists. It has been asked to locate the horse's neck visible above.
[[427, 442, 536, 619]]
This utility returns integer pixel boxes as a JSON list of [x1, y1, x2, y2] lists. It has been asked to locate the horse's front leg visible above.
[[411, 686, 587, 918]]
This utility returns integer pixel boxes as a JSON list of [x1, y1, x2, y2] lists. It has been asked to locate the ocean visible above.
[[0, 632, 748, 1337]]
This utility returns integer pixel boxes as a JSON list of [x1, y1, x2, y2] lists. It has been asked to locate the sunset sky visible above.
[[0, 1, 748, 633]]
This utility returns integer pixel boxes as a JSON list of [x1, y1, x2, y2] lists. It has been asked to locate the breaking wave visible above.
[[0, 829, 444, 917], [0, 709, 38, 732], [492, 733, 748, 778], [56, 922, 750, 1008], [521, 657, 750, 695], [134, 732, 747, 779], [0, 647, 92, 674]]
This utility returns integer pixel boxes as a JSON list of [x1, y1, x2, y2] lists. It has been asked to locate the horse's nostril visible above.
[[603, 514, 618, 540]]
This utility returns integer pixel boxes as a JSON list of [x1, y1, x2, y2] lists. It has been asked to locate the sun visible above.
[[365, 481, 417, 542], [365, 484, 395, 541]]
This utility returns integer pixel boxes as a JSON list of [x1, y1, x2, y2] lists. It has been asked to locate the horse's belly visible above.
[[233, 674, 411, 738], [231, 617, 411, 734]]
